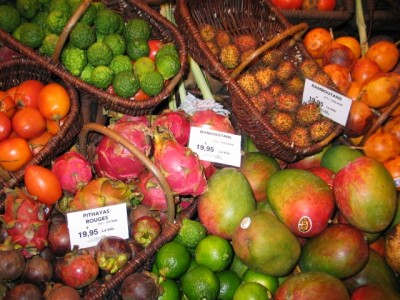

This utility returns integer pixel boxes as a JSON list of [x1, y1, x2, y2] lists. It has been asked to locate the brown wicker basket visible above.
[[175, 0, 343, 162], [0, 0, 188, 117], [72, 123, 198, 300], [0, 57, 83, 207], [278, 0, 355, 29]]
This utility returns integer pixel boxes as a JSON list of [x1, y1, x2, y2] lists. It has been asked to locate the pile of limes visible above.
[[152, 219, 276, 300], [0, 1, 181, 99]]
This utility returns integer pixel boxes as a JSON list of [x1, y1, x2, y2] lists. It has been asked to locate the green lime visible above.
[[155, 241, 191, 279], [174, 219, 207, 249], [78, 3, 97, 25], [46, 10, 69, 35], [0, 5, 21, 33], [112, 70, 140, 98], [94, 8, 122, 35], [103, 33, 126, 56], [61, 46, 87, 76], [91, 65, 114, 89], [127, 39, 150, 61], [87, 42, 113, 67], [233, 282, 273, 300], [39, 33, 59, 57], [19, 22, 44, 49], [109, 55, 133, 74], [49, 0, 72, 17], [159, 279, 181, 300], [16, 0, 40, 20], [181, 265, 220, 300], [242, 268, 279, 294], [156, 54, 180, 80], [217, 270, 241, 299], [139, 70, 164, 96], [133, 56, 155, 77], [195, 234, 233, 272], [229, 255, 248, 278], [70, 22, 96, 50], [124, 18, 151, 42], [155, 43, 179, 60]]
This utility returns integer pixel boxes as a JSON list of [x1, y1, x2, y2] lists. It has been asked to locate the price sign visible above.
[[302, 78, 352, 126], [66, 203, 129, 249], [188, 126, 242, 167]]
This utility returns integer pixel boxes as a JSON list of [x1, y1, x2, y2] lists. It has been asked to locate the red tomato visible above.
[[271, 0, 303, 9], [0, 111, 12, 142], [0, 137, 32, 171], [24, 165, 62, 205], [37, 83, 71, 121], [6, 85, 18, 101], [46, 117, 66, 135], [132, 89, 150, 101], [0, 90, 16, 118], [12, 107, 46, 140], [14, 79, 44, 108], [148, 40, 162, 61], [317, 0, 336, 11]]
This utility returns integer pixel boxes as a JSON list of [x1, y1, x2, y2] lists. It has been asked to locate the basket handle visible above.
[[51, 0, 93, 64], [230, 22, 308, 79], [77, 122, 176, 223]]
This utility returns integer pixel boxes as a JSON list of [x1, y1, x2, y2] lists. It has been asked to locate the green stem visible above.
[[355, 0, 368, 56], [189, 56, 214, 100]]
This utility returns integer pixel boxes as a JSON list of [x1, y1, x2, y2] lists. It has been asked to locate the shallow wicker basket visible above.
[[0, 57, 83, 206], [279, 0, 355, 29], [175, 0, 343, 162], [71, 123, 198, 300], [0, 0, 187, 117]]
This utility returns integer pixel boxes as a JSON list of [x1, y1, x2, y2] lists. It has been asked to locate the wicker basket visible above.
[[70, 123, 198, 300], [0, 0, 188, 117], [0, 57, 83, 207], [279, 0, 355, 29], [175, 0, 343, 162]]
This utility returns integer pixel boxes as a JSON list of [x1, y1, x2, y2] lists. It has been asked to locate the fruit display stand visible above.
[[278, 0, 355, 29], [0, 57, 83, 207], [175, 0, 343, 162], [0, 0, 188, 118], [69, 123, 199, 299]]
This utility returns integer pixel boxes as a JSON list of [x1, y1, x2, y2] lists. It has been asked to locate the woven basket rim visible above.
[[0, 0, 188, 115]]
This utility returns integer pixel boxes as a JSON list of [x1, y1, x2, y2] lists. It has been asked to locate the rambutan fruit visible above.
[[309, 118, 334, 142], [262, 49, 284, 69], [219, 44, 240, 69], [216, 30, 232, 48], [234, 34, 257, 52], [251, 90, 276, 113], [296, 102, 321, 125], [300, 59, 319, 79], [277, 60, 297, 81], [237, 72, 261, 97], [268, 109, 294, 132], [254, 67, 277, 89], [267, 83, 284, 97], [199, 23, 216, 42], [290, 127, 312, 147], [276, 93, 301, 112], [286, 76, 305, 95], [206, 41, 220, 56]]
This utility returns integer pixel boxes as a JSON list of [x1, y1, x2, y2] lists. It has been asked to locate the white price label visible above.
[[66, 203, 129, 249], [188, 127, 242, 167], [302, 78, 352, 126]]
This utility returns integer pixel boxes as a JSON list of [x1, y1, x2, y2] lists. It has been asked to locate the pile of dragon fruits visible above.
[[0, 107, 237, 294]]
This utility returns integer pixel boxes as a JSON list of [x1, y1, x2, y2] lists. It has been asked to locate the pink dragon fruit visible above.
[[153, 127, 207, 196], [0, 189, 49, 257], [61, 177, 142, 212], [137, 169, 168, 211], [191, 109, 236, 134], [51, 151, 93, 194], [152, 109, 191, 146], [94, 120, 152, 182]]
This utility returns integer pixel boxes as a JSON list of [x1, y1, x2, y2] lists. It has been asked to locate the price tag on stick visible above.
[[188, 126, 242, 167], [66, 203, 129, 249]]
